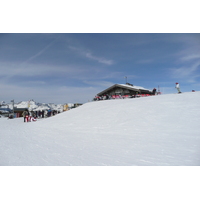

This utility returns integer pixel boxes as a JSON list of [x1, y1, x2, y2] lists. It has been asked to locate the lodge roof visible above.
[[97, 84, 152, 96]]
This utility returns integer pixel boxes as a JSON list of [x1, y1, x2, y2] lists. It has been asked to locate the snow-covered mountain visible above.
[[14, 100, 38, 110], [0, 92, 200, 166], [5, 100, 64, 112], [46, 103, 64, 112]]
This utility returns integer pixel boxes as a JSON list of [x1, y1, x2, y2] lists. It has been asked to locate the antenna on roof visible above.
[[124, 76, 127, 84]]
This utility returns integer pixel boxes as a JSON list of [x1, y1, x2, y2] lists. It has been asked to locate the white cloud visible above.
[[83, 80, 114, 87], [170, 62, 200, 83], [85, 52, 114, 65], [69, 46, 114, 65], [171, 37, 200, 83], [136, 59, 154, 64], [0, 61, 89, 81], [25, 39, 56, 63], [180, 54, 200, 61]]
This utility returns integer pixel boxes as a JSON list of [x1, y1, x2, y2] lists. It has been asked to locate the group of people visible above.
[[22, 109, 58, 122], [22, 109, 37, 122], [93, 93, 154, 101]]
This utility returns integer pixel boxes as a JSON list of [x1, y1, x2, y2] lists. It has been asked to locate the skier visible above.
[[175, 82, 181, 93]]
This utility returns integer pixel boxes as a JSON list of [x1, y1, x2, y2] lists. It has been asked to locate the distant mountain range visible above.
[[1, 100, 75, 112]]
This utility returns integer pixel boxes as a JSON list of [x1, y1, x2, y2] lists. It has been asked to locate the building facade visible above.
[[97, 83, 153, 97]]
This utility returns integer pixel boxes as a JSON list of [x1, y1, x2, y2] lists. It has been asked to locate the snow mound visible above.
[[1, 92, 200, 165]]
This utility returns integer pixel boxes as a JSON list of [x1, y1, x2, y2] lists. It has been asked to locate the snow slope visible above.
[[1, 92, 200, 166]]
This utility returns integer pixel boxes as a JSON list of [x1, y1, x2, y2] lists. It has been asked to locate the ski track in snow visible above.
[[0, 92, 200, 166]]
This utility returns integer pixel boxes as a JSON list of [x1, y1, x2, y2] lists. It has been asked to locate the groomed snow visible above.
[[1, 92, 200, 166]]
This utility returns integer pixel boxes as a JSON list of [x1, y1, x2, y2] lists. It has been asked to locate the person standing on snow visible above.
[[152, 88, 157, 95], [22, 109, 29, 122], [175, 82, 181, 93]]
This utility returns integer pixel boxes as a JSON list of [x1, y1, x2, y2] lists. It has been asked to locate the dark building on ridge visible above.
[[97, 83, 153, 97]]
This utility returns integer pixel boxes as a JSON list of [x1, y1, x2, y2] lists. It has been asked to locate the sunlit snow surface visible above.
[[1, 92, 200, 166]]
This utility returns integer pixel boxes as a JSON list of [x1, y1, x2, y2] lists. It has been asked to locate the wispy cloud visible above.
[[176, 34, 200, 63], [85, 52, 114, 65], [171, 35, 200, 83], [83, 80, 114, 87], [25, 39, 56, 63], [136, 59, 154, 64], [0, 61, 91, 86], [170, 62, 200, 83], [69, 46, 114, 65], [180, 54, 200, 61], [0, 37, 60, 82]]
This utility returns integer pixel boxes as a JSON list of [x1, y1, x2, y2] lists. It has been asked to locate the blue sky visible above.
[[1, 33, 200, 104]]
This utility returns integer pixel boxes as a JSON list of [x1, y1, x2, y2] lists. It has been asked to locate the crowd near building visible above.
[[0, 100, 82, 119]]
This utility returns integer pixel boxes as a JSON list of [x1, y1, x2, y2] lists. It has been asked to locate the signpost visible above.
[[11, 99, 14, 118]]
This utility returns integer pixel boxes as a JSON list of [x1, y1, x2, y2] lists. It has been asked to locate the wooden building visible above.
[[14, 108, 27, 117], [97, 83, 153, 97]]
